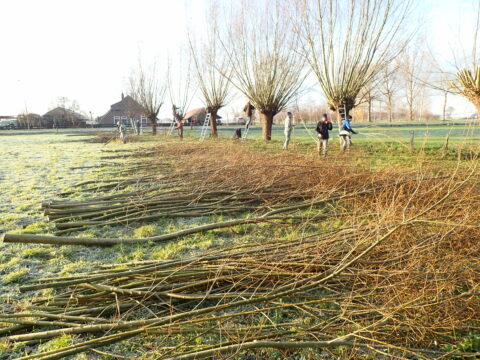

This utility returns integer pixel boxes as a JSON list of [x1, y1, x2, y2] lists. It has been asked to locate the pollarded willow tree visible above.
[[219, 1, 308, 140], [129, 62, 167, 135], [451, 68, 480, 115], [449, 3, 480, 116], [188, 4, 232, 138], [296, 0, 411, 127], [167, 50, 196, 128]]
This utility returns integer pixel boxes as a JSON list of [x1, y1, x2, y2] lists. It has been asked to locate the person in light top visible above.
[[339, 115, 357, 152], [283, 112, 295, 150], [175, 120, 184, 139]]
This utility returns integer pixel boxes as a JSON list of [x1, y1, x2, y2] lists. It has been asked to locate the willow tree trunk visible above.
[[387, 97, 393, 123], [367, 100, 372, 122], [336, 109, 342, 129], [150, 118, 157, 135], [209, 109, 218, 138], [442, 92, 447, 121], [260, 112, 274, 141], [408, 104, 414, 122]]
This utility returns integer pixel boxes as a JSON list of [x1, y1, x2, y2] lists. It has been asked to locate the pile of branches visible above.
[[6, 141, 397, 245], [1, 146, 479, 358]]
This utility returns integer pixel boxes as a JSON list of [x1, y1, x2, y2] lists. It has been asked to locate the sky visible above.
[[0, 0, 478, 119]]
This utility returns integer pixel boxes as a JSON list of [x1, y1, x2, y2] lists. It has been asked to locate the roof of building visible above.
[[183, 107, 222, 120], [183, 108, 204, 120], [110, 95, 144, 111], [43, 107, 88, 120]]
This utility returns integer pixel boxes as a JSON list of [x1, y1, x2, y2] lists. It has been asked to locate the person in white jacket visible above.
[[283, 112, 295, 150]]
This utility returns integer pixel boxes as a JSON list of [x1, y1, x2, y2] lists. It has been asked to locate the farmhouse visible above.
[[98, 94, 148, 126], [42, 108, 88, 128], [16, 113, 43, 128], [183, 108, 222, 125]]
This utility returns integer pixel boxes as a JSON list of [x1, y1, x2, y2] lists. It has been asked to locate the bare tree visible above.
[[380, 63, 400, 122], [450, 4, 480, 116], [129, 62, 167, 135], [296, 0, 412, 127], [167, 50, 195, 132], [218, 1, 307, 140], [446, 106, 455, 119], [398, 46, 430, 121], [358, 77, 383, 123], [188, 3, 232, 138], [441, 87, 449, 121]]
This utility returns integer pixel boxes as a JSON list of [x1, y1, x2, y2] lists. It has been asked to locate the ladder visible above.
[[167, 120, 176, 136], [199, 113, 211, 140], [338, 104, 348, 122], [338, 104, 348, 151], [241, 116, 252, 140]]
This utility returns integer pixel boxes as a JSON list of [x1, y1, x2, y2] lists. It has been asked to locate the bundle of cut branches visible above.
[[6, 140, 433, 245], [2, 161, 479, 359]]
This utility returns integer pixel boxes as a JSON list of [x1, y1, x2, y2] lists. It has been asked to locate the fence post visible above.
[[409, 131, 414, 153], [443, 133, 450, 150]]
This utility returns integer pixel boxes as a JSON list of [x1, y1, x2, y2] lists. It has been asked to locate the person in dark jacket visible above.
[[315, 113, 333, 155], [232, 128, 242, 140]]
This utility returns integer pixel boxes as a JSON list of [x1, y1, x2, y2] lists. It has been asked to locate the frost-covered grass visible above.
[[0, 129, 473, 301], [1, 129, 478, 359], [0, 130, 256, 306], [0, 130, 161, 300], [0, 131, 276, 358]]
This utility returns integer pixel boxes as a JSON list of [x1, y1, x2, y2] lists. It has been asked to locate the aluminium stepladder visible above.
[[167, 120, 176, 136], [338, 104, 348, 122], [199, 113, 212, 140], [241, 116, 253, 140]]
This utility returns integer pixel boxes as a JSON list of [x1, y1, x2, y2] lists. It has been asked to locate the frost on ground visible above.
[[0, 131, 228, 305]]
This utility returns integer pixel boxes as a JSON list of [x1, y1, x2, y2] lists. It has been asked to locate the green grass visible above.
[[184, 121, 480, 147]]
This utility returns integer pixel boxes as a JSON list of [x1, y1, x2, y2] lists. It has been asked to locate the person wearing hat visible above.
[[316, 113, 333, 155], [283, 111, 295, 150]]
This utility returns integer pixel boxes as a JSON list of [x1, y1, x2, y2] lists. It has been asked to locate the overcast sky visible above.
[[0, 0, 478, 119]]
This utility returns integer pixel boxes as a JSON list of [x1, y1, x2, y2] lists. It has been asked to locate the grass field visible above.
[[0, 125, 478, 293], [194, 121, 480, 147], [0, 128, 479, 359]]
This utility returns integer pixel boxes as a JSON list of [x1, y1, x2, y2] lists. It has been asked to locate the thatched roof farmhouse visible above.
[[183, 108, 222, 125], [43, 108, 88, 128]]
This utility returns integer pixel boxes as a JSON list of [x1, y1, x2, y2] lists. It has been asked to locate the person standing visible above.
[[135, 119, 141, 135], [53, 119, 59, 134], [283, 112, 295, 150], [232, 128, 242, 140], [175, 120, 184, 139], [243, 102, 255, 129], [339, 115, 357, 152], [316, 113, 333, 155], [116, 121, 127, 144]]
